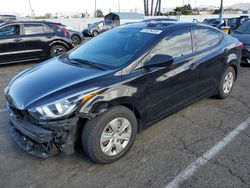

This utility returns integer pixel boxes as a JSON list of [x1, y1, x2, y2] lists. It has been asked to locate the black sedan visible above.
[[231, 20, 250, 64], [0, 21, 74, 65], [5, 22, 242, 163]]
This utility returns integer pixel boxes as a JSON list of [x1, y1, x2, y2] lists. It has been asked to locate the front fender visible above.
[[78, 84, 144, 119]]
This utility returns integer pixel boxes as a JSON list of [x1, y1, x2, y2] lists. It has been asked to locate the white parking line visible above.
[[165, 117, 250, 188], [0, 109, 7, 113]]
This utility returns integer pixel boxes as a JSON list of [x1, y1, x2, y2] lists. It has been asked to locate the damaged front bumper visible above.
[[8, 106, 79, 158]]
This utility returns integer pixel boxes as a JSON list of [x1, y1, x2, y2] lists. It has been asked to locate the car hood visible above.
[[6, 57, 114, 110], [231, 32, 250, 45]]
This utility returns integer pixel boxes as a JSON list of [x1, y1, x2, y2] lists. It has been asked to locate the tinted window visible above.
[[235, 21, 250, 34], [24, 24, 44, 35], [43, 25, 54, 33], [0, 25, 20, 37], [152, 28, 192, 58], [68, 28, 157, 69], [193, 28, 221, 52]]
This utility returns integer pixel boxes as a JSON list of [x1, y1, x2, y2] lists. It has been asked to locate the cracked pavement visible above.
[[0, 62, 250, 188]]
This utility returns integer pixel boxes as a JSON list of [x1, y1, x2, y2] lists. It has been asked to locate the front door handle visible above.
[[13, 38, 22, 42]]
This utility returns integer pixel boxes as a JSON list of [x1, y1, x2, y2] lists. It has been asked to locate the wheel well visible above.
[[230, 64, 238, 79], [120, 103, 141, 121], [71, 34, 80, 39], [50, 41, 69, 51], [79, 102, 142, 133]]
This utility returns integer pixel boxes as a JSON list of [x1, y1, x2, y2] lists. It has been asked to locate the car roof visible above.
[[143, 18, 177, 21], [119, 21, 218, 31]]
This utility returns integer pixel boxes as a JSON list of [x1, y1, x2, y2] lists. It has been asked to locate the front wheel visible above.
[[216, 66, 236, 99], [82, 106, 137, 164]]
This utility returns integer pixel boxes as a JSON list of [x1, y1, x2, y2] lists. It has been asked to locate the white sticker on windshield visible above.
[[140, 29, 162, 34]]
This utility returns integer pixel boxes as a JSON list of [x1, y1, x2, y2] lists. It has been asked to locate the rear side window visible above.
[[43, 25, 54, 33], [0, 25, 20, 37], [24, 24, 44, 35], [152, 28, 193, 58], [193, 28, 221, 52]]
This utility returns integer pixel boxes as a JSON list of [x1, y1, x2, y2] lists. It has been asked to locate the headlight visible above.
[[28, 90, 100, 120]]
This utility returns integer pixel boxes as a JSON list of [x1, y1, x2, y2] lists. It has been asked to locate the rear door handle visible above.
[[13, 38, 22, 42]]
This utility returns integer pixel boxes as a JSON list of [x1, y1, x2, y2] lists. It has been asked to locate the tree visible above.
[[144, 0, 162, 16], [95, 9, 104, 17], [174, 4, 192, 15]]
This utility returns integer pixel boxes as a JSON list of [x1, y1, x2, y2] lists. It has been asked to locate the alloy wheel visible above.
[[223, 71, 234, 94]]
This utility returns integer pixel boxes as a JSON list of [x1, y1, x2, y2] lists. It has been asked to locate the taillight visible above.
[[236, 42, 243, 49]]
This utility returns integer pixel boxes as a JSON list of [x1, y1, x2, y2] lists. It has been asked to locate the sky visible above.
[[0, 0, 250, 16]]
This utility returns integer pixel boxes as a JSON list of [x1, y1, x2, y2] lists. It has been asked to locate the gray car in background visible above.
[[231, 20, 250, 64]]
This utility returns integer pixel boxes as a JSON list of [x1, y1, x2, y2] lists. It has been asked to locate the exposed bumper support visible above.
[[8, 108, 79, 158]]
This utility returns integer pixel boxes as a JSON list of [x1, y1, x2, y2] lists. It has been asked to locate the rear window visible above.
[[24, 24, 44, 35], [43, 25, 54, 33], [193, 28, 221, 52]]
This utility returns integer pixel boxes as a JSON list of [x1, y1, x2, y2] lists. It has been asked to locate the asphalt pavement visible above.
[[0, 60, 250, 188]]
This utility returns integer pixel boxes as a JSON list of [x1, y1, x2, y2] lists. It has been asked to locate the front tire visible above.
[[216, 66, 236, 99], [82, 106, 137, 164]]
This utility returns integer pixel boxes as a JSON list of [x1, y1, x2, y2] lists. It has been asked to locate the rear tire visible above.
[[216, 66, 235, 99], [71, 35, 81, 45], [93, 30, 99, 37], [82, 105, 137, 164], [50, 44, 67, 57]]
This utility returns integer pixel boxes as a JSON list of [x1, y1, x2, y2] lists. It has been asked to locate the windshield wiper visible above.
[[68, 58, 105, 71]]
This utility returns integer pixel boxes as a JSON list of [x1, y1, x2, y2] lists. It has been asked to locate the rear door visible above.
[[144, 27, 200, 124], [192, 27, 224, 96], [21, 23, 53, 59], [0, 24, 24, 64]]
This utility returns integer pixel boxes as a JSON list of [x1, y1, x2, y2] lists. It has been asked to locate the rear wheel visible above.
[[71, 35, 81, 45], [93, 30, 99, 37], [82, 106, 137, 164], [50, 44, 67, 57], [216, 66, 235, 99]]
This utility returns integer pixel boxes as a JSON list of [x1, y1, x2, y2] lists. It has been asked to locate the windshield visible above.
[[235, 21, 250, 34], [68, 28, 158, 69]]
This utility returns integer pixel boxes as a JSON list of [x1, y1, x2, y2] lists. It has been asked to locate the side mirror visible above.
[[144, 54, 173, 68]]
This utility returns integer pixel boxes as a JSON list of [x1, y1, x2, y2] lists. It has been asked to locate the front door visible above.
[[144, 28, 200, 124], [0, 24, 24, 64]]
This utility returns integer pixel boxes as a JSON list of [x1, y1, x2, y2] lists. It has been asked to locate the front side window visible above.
[[0, 25, 20, 38], [193, 28, 221, 52], [151, 28, 193, 58], [24, 24, 44, 35]]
